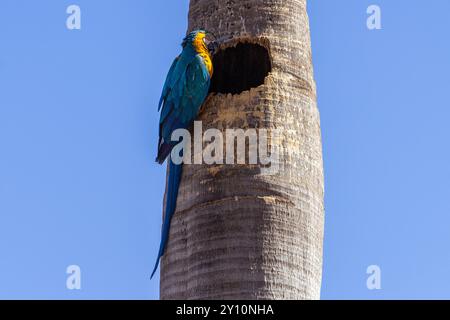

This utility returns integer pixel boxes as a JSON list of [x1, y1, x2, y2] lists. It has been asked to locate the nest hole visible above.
[[210, 42, 272, 95]]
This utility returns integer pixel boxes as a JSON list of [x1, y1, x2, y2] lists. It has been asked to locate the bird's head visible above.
[[183, 30, 218, 55]]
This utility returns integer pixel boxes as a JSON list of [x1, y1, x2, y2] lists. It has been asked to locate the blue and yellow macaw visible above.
[[151, 30, 216, 278]]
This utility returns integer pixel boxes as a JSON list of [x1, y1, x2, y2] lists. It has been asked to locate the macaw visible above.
[[151, 30, 216, 278]]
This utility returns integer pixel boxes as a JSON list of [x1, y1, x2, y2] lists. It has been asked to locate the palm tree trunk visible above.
[[160, 0, 324, 300]]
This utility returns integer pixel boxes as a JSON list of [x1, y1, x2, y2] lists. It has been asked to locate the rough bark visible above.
[[160, 0, 324, 300]]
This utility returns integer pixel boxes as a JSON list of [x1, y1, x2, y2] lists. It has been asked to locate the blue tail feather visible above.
[[156, 141, 172, 164], [151, 160, 183, 279]]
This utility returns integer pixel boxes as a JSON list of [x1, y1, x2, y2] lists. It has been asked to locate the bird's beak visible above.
[[204, 33, 218, 55], [207, 32, 233, 55], [207, 41, 219, 55], [205, 32, 232, 55]]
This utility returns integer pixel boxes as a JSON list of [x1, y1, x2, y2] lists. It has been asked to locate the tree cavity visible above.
[[209, 41, 272, 95]]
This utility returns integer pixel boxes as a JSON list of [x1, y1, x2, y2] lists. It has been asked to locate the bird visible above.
[[151, 30, 216, 279]]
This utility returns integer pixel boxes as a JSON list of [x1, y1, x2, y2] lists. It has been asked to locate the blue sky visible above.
[[0, 0, 449, 299]]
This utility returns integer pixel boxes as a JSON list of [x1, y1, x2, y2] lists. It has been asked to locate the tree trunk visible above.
[[160, 0, 324, 300]]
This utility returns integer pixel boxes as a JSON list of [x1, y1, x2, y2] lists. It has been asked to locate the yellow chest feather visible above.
[[193, 37, 213, 77]]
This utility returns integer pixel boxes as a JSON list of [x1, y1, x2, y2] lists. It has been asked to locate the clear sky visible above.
[[0, 0, 449, 299]]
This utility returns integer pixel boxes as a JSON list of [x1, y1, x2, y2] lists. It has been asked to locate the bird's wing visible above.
[[159, 55, 211, 143], [177, 55, 211, 123], [158, 55, 181, 112]]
